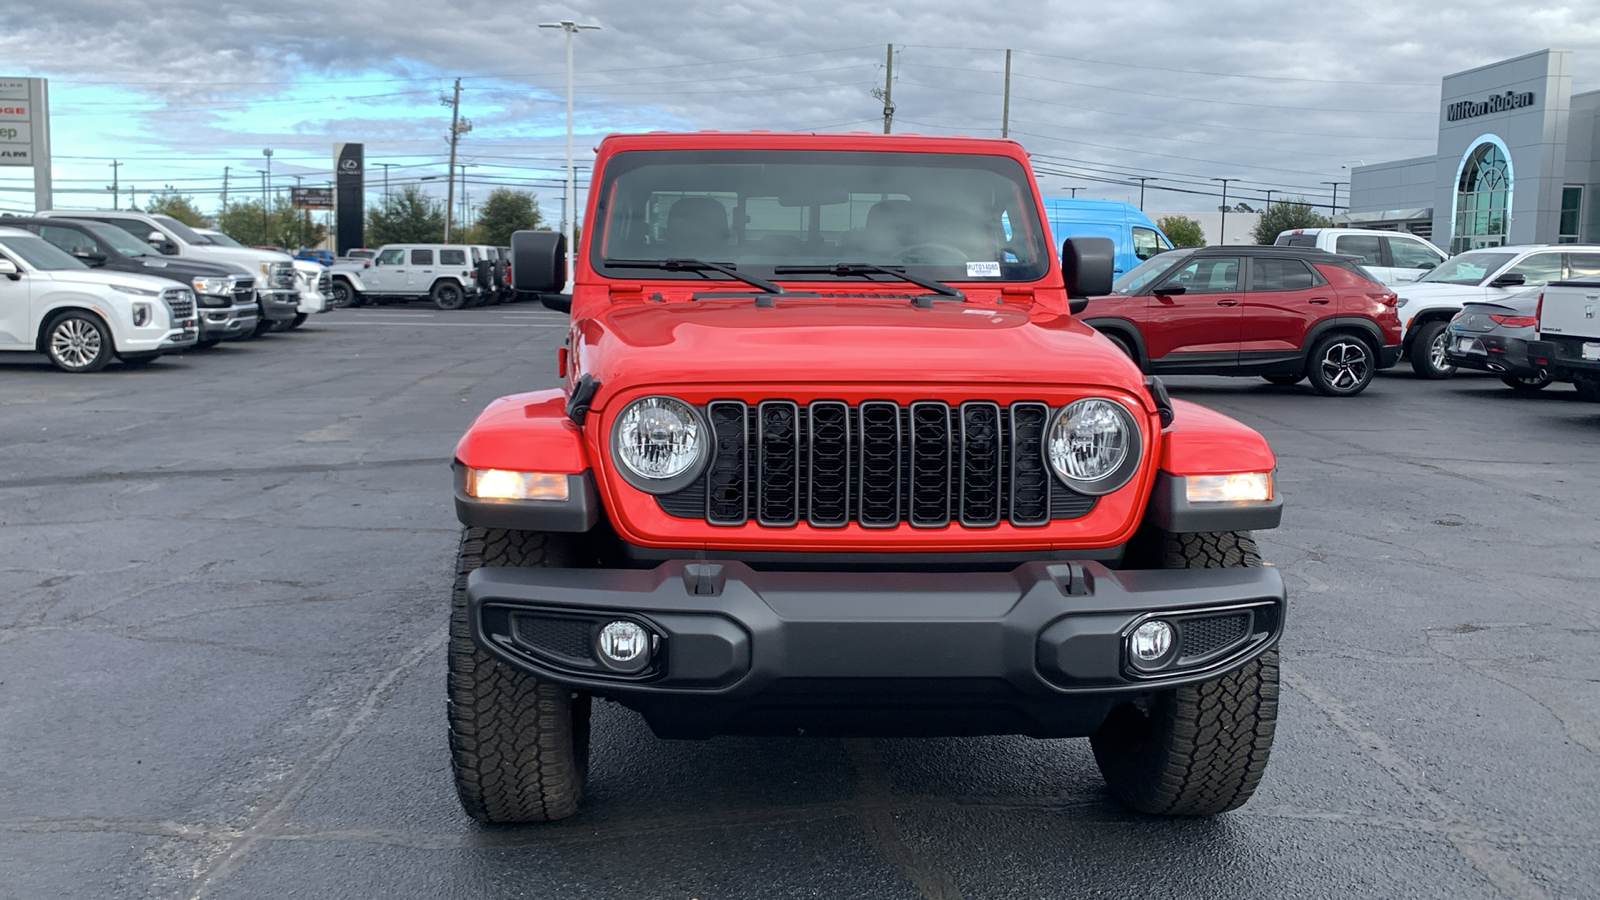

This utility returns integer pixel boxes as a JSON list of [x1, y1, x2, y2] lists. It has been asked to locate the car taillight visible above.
[[1367, 291, 1398, 307], [1489, 314, 1537, 327], [1535, 292, 1543, 322]]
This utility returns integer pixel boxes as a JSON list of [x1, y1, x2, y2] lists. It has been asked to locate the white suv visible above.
[[326, 243, 484, 309], [0, 227, 197, 372], [1275, 228, 1447, 285]]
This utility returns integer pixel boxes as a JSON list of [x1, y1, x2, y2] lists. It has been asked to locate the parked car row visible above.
[[0, 212, 334, 372], [325, 242, 524, 310]]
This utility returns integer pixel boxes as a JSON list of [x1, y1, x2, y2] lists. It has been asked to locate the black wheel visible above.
[[44, 311, 113, 373], [433, 282, 467, 311], [1105, 333, 1138, 364], [1306, 333, 1375, 396], [449, 527, 590, 823], [1092, 530, 1278, 816], [1500, 372, 1552, 391], [1409, 321, 1456, 379], [286, 313, 308, 330], [328, 279, 357, 309], [119, 353, 161, 367], [1263, 374, 1304, 386], [1576, 378, 1600, 402]]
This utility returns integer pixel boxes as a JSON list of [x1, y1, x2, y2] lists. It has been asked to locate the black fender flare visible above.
[[1082, 317, 1148, 370], [1303, 316, 1385, 359], [1398, 307, 1458, 355]]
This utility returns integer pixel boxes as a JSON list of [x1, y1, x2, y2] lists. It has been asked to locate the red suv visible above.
[[1081, 246, 1402, 396]]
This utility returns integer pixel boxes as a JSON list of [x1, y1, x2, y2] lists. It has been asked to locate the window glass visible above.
[[1453, 142, 1511, 253], [1276, 234, 1319, 247], [1560, 186, 1583, 242], [1334, 234, 1383, 266], [0, 235, 90, 271], [1417, 251, 1515, 285], [1250, 257, 1317, 291], [376, 248, 404, 265], [1161, 257, 1239, 294], [1131, 227, 1162, 261], [1387, 237, 1443, 270], [37, 225, 100, 258], [1566, 253, 1600, 279], [1504, 253, 1562, 286], [440, 249, 467, 266], [1114, 250, 1186, 294], [411, 248, 434, 266]]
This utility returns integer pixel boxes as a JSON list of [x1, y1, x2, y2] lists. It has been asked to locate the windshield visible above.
[[592, 149, 1052, 283], [82, 221, 159, 257], [203, 230, 245, 248], [151, 214, 209, 245], [0, 235, 90, 271], [1113, 250, 1187, 294], [1416, 251, 1514, 285]]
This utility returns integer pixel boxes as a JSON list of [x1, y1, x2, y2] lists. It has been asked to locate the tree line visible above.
[[1155, 198, 1335, 248]]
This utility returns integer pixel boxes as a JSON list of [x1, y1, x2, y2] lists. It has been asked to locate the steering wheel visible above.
[[899, 242, 968, 263]]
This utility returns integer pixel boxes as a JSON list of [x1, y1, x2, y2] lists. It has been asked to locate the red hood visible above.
[[572, 294, 1147, 399]]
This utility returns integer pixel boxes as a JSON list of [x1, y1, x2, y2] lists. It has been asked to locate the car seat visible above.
[[663, 197, 730, 258]]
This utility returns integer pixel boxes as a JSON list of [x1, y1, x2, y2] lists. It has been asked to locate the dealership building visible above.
[[1346, 49, 1598, 252]]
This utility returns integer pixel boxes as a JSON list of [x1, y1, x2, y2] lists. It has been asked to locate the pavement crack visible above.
[[844, 739, 964, 900]]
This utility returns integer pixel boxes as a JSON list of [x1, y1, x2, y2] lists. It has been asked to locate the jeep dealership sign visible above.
[[0, 77, 51, 208], [1446, 90, 1537, 122]]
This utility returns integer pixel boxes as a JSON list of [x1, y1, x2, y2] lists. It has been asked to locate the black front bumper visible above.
[[468, 560, 1285, 739]]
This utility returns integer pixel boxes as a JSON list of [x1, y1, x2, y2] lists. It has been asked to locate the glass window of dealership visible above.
[[1345, 50, 1600, 252]]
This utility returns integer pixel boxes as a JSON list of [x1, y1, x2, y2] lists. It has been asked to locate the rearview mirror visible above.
[[510, 230, 567, 294], [1490, 273, 1526, 288]]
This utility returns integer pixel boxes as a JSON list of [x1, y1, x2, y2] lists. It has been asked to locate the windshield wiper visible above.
[[772, 263, 965, 302], [604, 258, 784, 295]]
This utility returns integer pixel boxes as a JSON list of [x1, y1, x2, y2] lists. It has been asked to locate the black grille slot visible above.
[[757, 400, 800, 526], [1009, 402, 1051, 526], [656, 400, 1098, 527], [511, 614, 594, 662], [858, 401, 901, 527], [807, 401, 850, 527], [958, 402, 1003, 527], [706, 401, 749, 525], [1180, 613, 1250, 660]]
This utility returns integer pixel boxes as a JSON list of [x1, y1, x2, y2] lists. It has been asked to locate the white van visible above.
[[1274, 228, 1446, 285]]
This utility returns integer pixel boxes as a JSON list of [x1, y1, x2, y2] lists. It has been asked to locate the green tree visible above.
[[145, 190, 211, 227], [1251, 198, 1333, 244], [216, 196, 327, 249], [472, 188, 544, 246], [368, 185, 445, 245], [1157, 214, 1206, 248]]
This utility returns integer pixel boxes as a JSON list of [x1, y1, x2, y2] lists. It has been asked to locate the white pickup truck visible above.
[[1527, 279, 1600, 400]]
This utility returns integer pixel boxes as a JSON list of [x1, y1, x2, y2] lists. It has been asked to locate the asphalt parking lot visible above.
[[2, 304, 1597, 900]]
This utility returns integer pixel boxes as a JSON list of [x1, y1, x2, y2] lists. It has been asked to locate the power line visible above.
[[901, 44, 1438, 86]]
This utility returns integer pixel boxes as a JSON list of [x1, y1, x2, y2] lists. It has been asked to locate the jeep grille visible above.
[[657, 400, 1094, 528]]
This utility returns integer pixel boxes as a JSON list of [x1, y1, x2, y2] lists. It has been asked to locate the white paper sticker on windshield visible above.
[[966, 261, 1002, 278]]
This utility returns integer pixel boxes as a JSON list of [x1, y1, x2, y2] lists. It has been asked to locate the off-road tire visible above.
[[1409, 320, 1456, 379], [328, 279, 357, 309], [1092, 530, 1279, 815], [448, 527, 590, 823], [1105, 333, 1138, 365], [1263, 374, 1304, 386], [433, 281, 467, 311]]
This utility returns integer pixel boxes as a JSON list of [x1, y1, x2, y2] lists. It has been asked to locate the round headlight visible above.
[[610, 396, 707, 493], [1046, 398, 1140, 495]]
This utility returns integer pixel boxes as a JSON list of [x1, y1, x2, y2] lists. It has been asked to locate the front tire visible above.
[[1409, 321, 1456, 379], [433, 282, 467, 311], [328, 279, 357, 309], [449, 528, 590, 823], [1306, 333, 1375, 396], [1092, 530, 1279, 816], [44, 311, 114, 373]]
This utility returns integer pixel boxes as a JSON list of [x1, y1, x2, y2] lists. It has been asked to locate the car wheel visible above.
[[1306, 333, 1375, 397], [1092, 530, 1278, 815], [1263, 375, 1304, 386], [433, 282, 467, 311], [449, 527, 590, 823], [1575, 378, 1600, 402], [1105, 333, 1138, 364], [286, 313, 308, 330], [1409, 321, 1456, 379], [328, 280, 357, 308], [45, 311, 114, 373], [194, 338, 220, 350], [1500, 372, 1552, 391]]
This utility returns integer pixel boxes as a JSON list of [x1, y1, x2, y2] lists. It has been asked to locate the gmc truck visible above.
[[448, 132, 1287, 824], [1527, 278, 1600, 400]]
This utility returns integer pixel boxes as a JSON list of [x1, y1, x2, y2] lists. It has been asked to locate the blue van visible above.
[[1040, 198, 1174, 277]]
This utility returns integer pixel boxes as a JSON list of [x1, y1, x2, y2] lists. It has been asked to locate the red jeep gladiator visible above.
[[448, 131, 1286, 823]]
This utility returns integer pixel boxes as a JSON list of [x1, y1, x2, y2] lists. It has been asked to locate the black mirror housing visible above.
[[511, 230, 567, 294], [1062, 237, 1115, 301]]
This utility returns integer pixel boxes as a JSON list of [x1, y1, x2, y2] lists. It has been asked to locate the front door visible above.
[[0, 250, 33, 348], [1240, 256, 1328, 368], [1144, 255, 1243, 369], [367, 247, 406, 293]]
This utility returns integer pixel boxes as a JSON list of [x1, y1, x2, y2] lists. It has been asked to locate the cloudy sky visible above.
[[4, 0, 1600, 226]]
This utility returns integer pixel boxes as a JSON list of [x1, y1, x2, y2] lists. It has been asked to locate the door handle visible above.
[[395, 269, 406, 273], [1309, 298, 1331, 305], [1215, 299, 1239, 307]]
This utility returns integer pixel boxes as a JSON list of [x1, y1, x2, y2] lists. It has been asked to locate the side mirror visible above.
[[1490, 273, 1526, 288], [1418, 261, 1437, 270], [146, 230, 165, 245], [1062, 236, 1115, 314], [73, 249, 109, 266], [540, 293, 573, 313], [1152, 284, 1189, 297], [0, 258, 18, 279], [510, 230, 567, 294]]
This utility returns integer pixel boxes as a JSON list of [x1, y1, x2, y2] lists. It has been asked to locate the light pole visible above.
[[378, 163, 396, 204], [1128, 176, 1157, 211], [541, 19, 600, 284], [1262, 189, 1277, 209], [1066, 186, 1082, 198], [262, 148, 273, 207], [1211, 177, 1239, 243], [1322, 180, 1347, 220]]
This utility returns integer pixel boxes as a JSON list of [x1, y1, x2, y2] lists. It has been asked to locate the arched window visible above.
[[1452, 141, 1511, 253]]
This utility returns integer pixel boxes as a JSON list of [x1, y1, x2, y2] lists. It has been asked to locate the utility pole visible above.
[[263, 148, 273, 209], [378, 162, 395, 204], [259, 170, 268, 237], [875, 44, 895, 134], [541, 20, 600, 279], [1263, 189, 1277, 209], [221, 165, 230, 214], [441, 78, 470, 243], [1322, 180, 1347, 219], [1211, 177, 1239, 243], [1001, 49, 1012, 139], [108, 160, 121, 210], [1128, 176, 1157, 210]]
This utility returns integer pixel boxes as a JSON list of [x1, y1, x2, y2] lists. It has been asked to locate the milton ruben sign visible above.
[[1446, 90, 1537, 122]]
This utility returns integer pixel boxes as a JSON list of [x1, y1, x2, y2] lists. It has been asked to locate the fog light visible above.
[[596, 620, 651, 673], [1129, 620, 1175, 671], [1186, 472, 1272, 503]]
